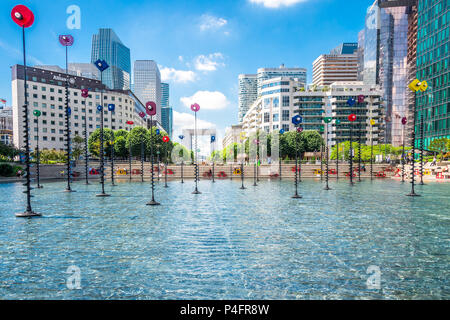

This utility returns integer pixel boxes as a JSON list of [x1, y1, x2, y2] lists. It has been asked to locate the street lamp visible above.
[[81, 89, 90, 185], [146, 101, 160, 206], [108, 104, 116, 186], [33, 110, 43, 189], [59, 34, 75, 193], [93, 59, 110, 197], [179, 135, 185, 183], [292, 115, 303, 199], [12, 4, 40, 217], [407, 79, 428, 196], [191, 103, 201, 194]]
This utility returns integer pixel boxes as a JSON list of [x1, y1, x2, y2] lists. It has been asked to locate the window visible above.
[[273, 97, 279, 108], [282, 110, 290, 121], [273, 124, 279, 130], [282, 124, 290, 132], [273, 113, 279, 122], [282, 96, 290, 107], [264, 112, 270, 123], [264, 98, 271, 109]]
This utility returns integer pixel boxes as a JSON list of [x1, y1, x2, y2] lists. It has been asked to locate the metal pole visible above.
[[157, 151, 160, 182], [325, 124, 330, 190], [402, 125, 405, 182], [147, 115, 160, 205], [370, 124, 374, 181], [16, 26, 39, 217], [110, 112, 115, 186], [96, 70, 109, 197], [240, 160, 246, 189], [129, 142, 132, 182], [164, 149, 168, 188], [192, 111, 201, 194], [84, 97, 89, 185], [64, 46, 73, 192], [212, 142, 215, 183], [320, 144, 324, 181], [419, 110, 425, 185], [358, 116, 362, 182], [36, 115, 42, 188], [140, 140, 144, 183], [336, 140, 339, 180], [181, 160, 184, 183], [349, 121, 354, 185], [292, 130, 301, 199], [407, 92, 419, 197], [253, 161, 257, 186]]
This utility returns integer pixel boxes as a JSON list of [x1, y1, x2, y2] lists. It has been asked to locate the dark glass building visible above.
[[91, 28, 131, 90], [415, 0, 450, 147]]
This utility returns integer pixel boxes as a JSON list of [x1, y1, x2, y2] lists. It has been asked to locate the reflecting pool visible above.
[[0, 179, 448, 299]]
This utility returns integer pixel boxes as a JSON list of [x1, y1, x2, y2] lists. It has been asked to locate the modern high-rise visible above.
[[161, 106, 173, 139], [359, 0, 413, 146], [257, 65, 307, 94], [312, 43, 359, 86], [68, 63, 100, 80], [415, 0, 450, 147], [161, 82, 169, 108], [133, 60, 162, 123], [238, 74, 258, 123], [91, 28, 131, 90]]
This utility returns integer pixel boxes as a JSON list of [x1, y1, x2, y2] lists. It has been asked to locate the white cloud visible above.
[[199, 14, 228, 31], [249, 0, 309, 8], [160, 66, 196, 83], [173, 111, 216, 130], [194, 53, 224, 72], [180, 91, 229, 110]]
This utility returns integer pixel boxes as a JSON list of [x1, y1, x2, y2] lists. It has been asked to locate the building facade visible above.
[[222, 124, 243, 149], [312, 43, 359, 86], [161, 82, 169, 108], [133, 60, 162, 123], [257, 65, 307, 94], [242, 78, 383, 147], [91, 28, 131, 90], [11, 65, 146, 151], [0, 106, 13, 145], [238, 74, 258, 123], [415, 0, 450, 147], [161, 106, 173, 139], [359, 0, 412, 146]]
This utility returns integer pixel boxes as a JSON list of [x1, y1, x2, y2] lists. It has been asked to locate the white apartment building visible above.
[[12, 65, 147, 151], [242, 77, 383, 146], [0, 106, 13, 145], [133, 60, 162, 124], [257, 65, 307, 94], [312, 54, 359, 86], [222, 124, 243, 149]]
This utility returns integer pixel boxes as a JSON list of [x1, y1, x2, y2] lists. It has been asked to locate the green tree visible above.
[[301, 130, 324, 152], [428, 138, 449, 160], [126, 127, 150, 157], [88, 128, 114, 158], [72, 135, 84, 160], [114, 136, 128, 159]]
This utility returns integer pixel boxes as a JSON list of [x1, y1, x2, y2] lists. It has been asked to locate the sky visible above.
[[1, 0, 373, 151]]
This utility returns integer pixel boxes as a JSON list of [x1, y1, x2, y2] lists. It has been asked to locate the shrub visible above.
[[0, 163, 14, 177]]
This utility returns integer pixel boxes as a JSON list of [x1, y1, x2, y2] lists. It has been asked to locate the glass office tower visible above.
[[416, 0, 450, 148], [91, 28, 131, 90], [133, 60, 162, 123]]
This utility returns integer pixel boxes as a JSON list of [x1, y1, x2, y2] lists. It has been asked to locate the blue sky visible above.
[[1, 0, 372, 141]]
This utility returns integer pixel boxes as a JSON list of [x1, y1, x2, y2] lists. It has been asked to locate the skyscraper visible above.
[[91, 28, 131, 90], [133, 60, 162, 123], [238, 74, 257, 123], [161, 82, 169, 108], [415, 0, 449, 148], [312, 43, 359, 86], [161, 106, 173, 139], [359, 0, 412, 146]]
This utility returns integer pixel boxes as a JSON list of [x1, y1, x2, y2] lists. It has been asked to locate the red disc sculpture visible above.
[[163, 136, 170, 143], [348, 114, 357, 122], [126, 120, 134, 125], [146, 101, 157, 116], [11, 5, 34, 28], [81, 89, 89, 98], [191, 103, 200, 112]]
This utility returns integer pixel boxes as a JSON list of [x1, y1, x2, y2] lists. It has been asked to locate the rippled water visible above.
[[0, 178, 448, 300]]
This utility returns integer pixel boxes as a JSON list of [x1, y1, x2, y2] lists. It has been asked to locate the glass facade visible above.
[[238, 74, 258, 123], [161, 106, 173, 139], [257, 67, 307, 94], [161, 82, 169, 108], [416, 0, 450, 147], [133, 60, 162, 123], [91, 28, 131, 90]]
